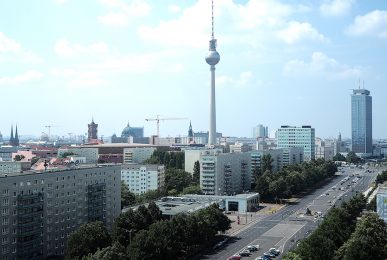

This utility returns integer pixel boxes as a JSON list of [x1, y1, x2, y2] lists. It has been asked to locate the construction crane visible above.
[[45, 125, 54, 140], [145, 115, 188, 137]]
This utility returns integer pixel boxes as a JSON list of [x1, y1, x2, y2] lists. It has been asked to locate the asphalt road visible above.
[[201, 165, 382, 260]]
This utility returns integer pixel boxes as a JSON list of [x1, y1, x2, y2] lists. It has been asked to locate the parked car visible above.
[[255, 256, 271, 260], [239, 250, 251, 257], [227, 255, 241, 260], [247, 245, 260, 252]]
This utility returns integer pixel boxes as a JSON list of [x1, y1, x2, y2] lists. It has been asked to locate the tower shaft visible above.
[[209, 65, 216, 145]]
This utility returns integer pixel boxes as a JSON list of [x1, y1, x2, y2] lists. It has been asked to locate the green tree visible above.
[[61, 152, 76, 158], [192, 160, 200, 185], [182, 185, 203, 195], [82, 242, 126, 260], [14, 154, 25, 161], [283, 252, 303, 260], [121, 181, 135, 209], [334, 212, 387, 260], [262, 154, 273, 172], [165, 169, 192, 193], [375, 170, 387, 184], [147, 201, 163, 223], [333, 153, 346, 161], [66, 221, 111, 260], [346, 151, 361, 164], [30, 156, 40, 165]]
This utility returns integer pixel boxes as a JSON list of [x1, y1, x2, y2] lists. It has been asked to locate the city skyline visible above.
[[1, 1, 387, 138]]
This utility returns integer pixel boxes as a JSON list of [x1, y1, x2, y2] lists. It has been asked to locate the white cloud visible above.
[[284, 52, 362, 79], [320, 0, 354, 17], [168, 5, 181, 13], [0, 70, 43, 85], [346, 10, 387, 38], [138, 0, 320, 48], [98, 0, 150, 27], [0, 32, 21, 52], [217, 71, 253, 89], [277, 21, 328, 44], [97, 12, 129, 27], [0, 32, 42, 63], [54, 39, 109, 58]]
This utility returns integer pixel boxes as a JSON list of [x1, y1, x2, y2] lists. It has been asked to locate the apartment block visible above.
[[200, 150, 251, 195], [0, 164, 121, 259], [121, 164, 165, 195]]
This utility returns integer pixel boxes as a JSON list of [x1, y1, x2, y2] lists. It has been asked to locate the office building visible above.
[[277, 125, 315, 161], [252, 124, 268, 138], [200, 150, 250, 195], [351, 88, 372, 155], [121, 164, 165, 195], [0, 164, 121, 259]]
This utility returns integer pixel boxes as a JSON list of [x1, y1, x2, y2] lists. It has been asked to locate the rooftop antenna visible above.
[[358, 78, 360, 89], [363, 80, 365, 89]]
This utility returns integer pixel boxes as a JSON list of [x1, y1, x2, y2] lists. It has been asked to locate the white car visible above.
[[269, 248, 280, 256], [247, 244, 260, 252]]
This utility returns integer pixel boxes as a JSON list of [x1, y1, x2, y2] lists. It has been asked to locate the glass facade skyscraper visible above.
[[351, 89, 372, 154]]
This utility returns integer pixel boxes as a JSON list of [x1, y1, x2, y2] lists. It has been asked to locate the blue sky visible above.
[[0, 0, 387, 139]]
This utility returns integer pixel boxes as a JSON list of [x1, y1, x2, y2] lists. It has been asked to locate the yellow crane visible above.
[[145, 115, 188, 137]]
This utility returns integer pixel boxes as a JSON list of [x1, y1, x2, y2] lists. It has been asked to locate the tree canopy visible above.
[[346, 151, 361, 164], [66, 221, 111, 260], [333, 153, 346, 161]]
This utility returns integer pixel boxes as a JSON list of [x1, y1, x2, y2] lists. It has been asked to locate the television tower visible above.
[[205, 0, 220, 146]]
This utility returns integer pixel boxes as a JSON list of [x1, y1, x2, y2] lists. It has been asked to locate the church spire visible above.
[[14, 124, 19, 146], [9, 125, 14, 145]]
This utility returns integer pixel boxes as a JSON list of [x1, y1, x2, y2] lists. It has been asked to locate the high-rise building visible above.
[[277, 125, 315, 161], [351, 88, 372, 154], [205, 0, 220, 146], [252, 124, 268, 138], [200, 150, 250, 195], [0, 164, 121, 259], [87, 118, 98, 142]]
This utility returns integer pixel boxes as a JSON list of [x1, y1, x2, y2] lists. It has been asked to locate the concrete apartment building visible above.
[[121, 164, 165, 195], [277, 125, 315, 161], [184, 148, 223, 174], [0, 164, 121, 259], [200, 150, 251, 196], [376, 183, 387, 223], [122, 147, 156, 164]]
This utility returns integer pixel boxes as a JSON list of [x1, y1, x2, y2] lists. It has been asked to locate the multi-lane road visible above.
[[201, 165, 382, 260]]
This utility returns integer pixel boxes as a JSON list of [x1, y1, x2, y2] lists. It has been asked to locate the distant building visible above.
[[200, 150, 250, 195], [188, 122, 194, 144], [229, 142, 251, 153], [87, 118, 98, 142], [0, 131, 3, 144], [121, 164, 165, 195], [277, 125, 315, 161], [111, 122, 145, 144], [252, 124, 268, 138], [351, 88, 372, 155], [0, 164, 121, 259], [123, 147, 156, 164], [0, 146, 19, 161], [57, 147, 99, 164], [315, 138, 335, 160]]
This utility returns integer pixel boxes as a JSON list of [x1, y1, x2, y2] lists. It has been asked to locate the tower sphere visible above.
[[205, 50, 220, 65]]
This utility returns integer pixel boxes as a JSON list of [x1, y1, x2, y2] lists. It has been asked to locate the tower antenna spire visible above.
[[211, 0, 214, 39]]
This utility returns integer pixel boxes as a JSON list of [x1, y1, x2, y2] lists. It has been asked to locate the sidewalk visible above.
[[226, 203, 285, 236]]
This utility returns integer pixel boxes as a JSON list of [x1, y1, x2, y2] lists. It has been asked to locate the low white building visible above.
[[123, 147, 156, 164], [121, 164, 165, 195]]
